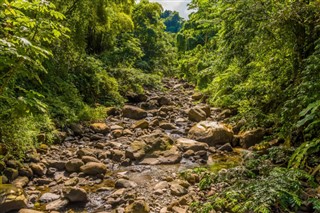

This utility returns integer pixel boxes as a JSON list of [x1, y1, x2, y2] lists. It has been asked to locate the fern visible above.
[[191, 150, 317, 213], [289, 139, 320, 170]]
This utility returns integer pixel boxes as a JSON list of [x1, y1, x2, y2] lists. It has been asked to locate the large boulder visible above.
[[122, 105, 147, 120], [80, 162, 107, 175], [188, 121, 234, 146], [126, 132, 174, 160], [239, 128, 265, 149], [188, 107, 207, 122], [0, 184, 27, 213]]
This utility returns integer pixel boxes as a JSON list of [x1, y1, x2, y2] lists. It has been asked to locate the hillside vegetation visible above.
[[0, 0, 319, 212]]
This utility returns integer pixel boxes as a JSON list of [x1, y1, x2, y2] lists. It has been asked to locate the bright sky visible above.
[[149, 0, 193, 19]]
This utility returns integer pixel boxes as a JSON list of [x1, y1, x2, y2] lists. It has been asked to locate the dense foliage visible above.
[[175, 1, 320, 211], [185, 147, 319, 213], [0, 0, 176, 157], [177, 0, 320, 173]]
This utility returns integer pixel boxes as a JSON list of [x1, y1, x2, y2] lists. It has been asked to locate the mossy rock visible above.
[[0, 184, 27, 212]]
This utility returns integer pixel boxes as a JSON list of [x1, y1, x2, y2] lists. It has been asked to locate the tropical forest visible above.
[[0, 0, 320, 212]]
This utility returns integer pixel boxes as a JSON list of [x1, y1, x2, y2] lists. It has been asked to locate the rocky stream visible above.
[[0, 78, 267, 213]]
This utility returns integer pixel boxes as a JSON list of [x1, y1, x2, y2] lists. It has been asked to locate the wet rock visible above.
[[65, 159, 84, 173], [176, 138, 208, 152], [239, 128, 265, 149], [122, 105, 147, 120], [132, 120, 149, 129], [188, 107, 207, 122], [0, 184, 27, 213], [63, 187, 88, 202], [125, 200, 150, 213], [29, 163, 46, 176], [45, 198, 69, 211], [90, 123, 110, 134], [80, 162, 107, 175], [12, 176, 29, 188], [115, 179, 137, 188], [39, 193, 60, 203], [170, 183, 188, 196], [218, 143, 233, 152], [188, 121, 234, 146]]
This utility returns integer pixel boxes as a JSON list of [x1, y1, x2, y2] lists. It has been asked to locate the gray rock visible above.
[[170, 183, 188, 196], [76, 148, 97, 158], [39, 193, 60, 203], [80, 162, 107, 175], [176, 138, 209, 152], [158, 96, 172, 106], [29, 163, 46, 176], [82, 156, 100, 163], [159, 122, 177, 130], [115, 179, 137, 188], [46, 160, 66, 171], [132, 120, 149, 129], [45, 198, 69, 211], [65, 159, 84, 173], [188, 107, 207, 122], [12, 176, 29, 188], [122, 105, 147, 120], [63, 187, 88, 202]]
